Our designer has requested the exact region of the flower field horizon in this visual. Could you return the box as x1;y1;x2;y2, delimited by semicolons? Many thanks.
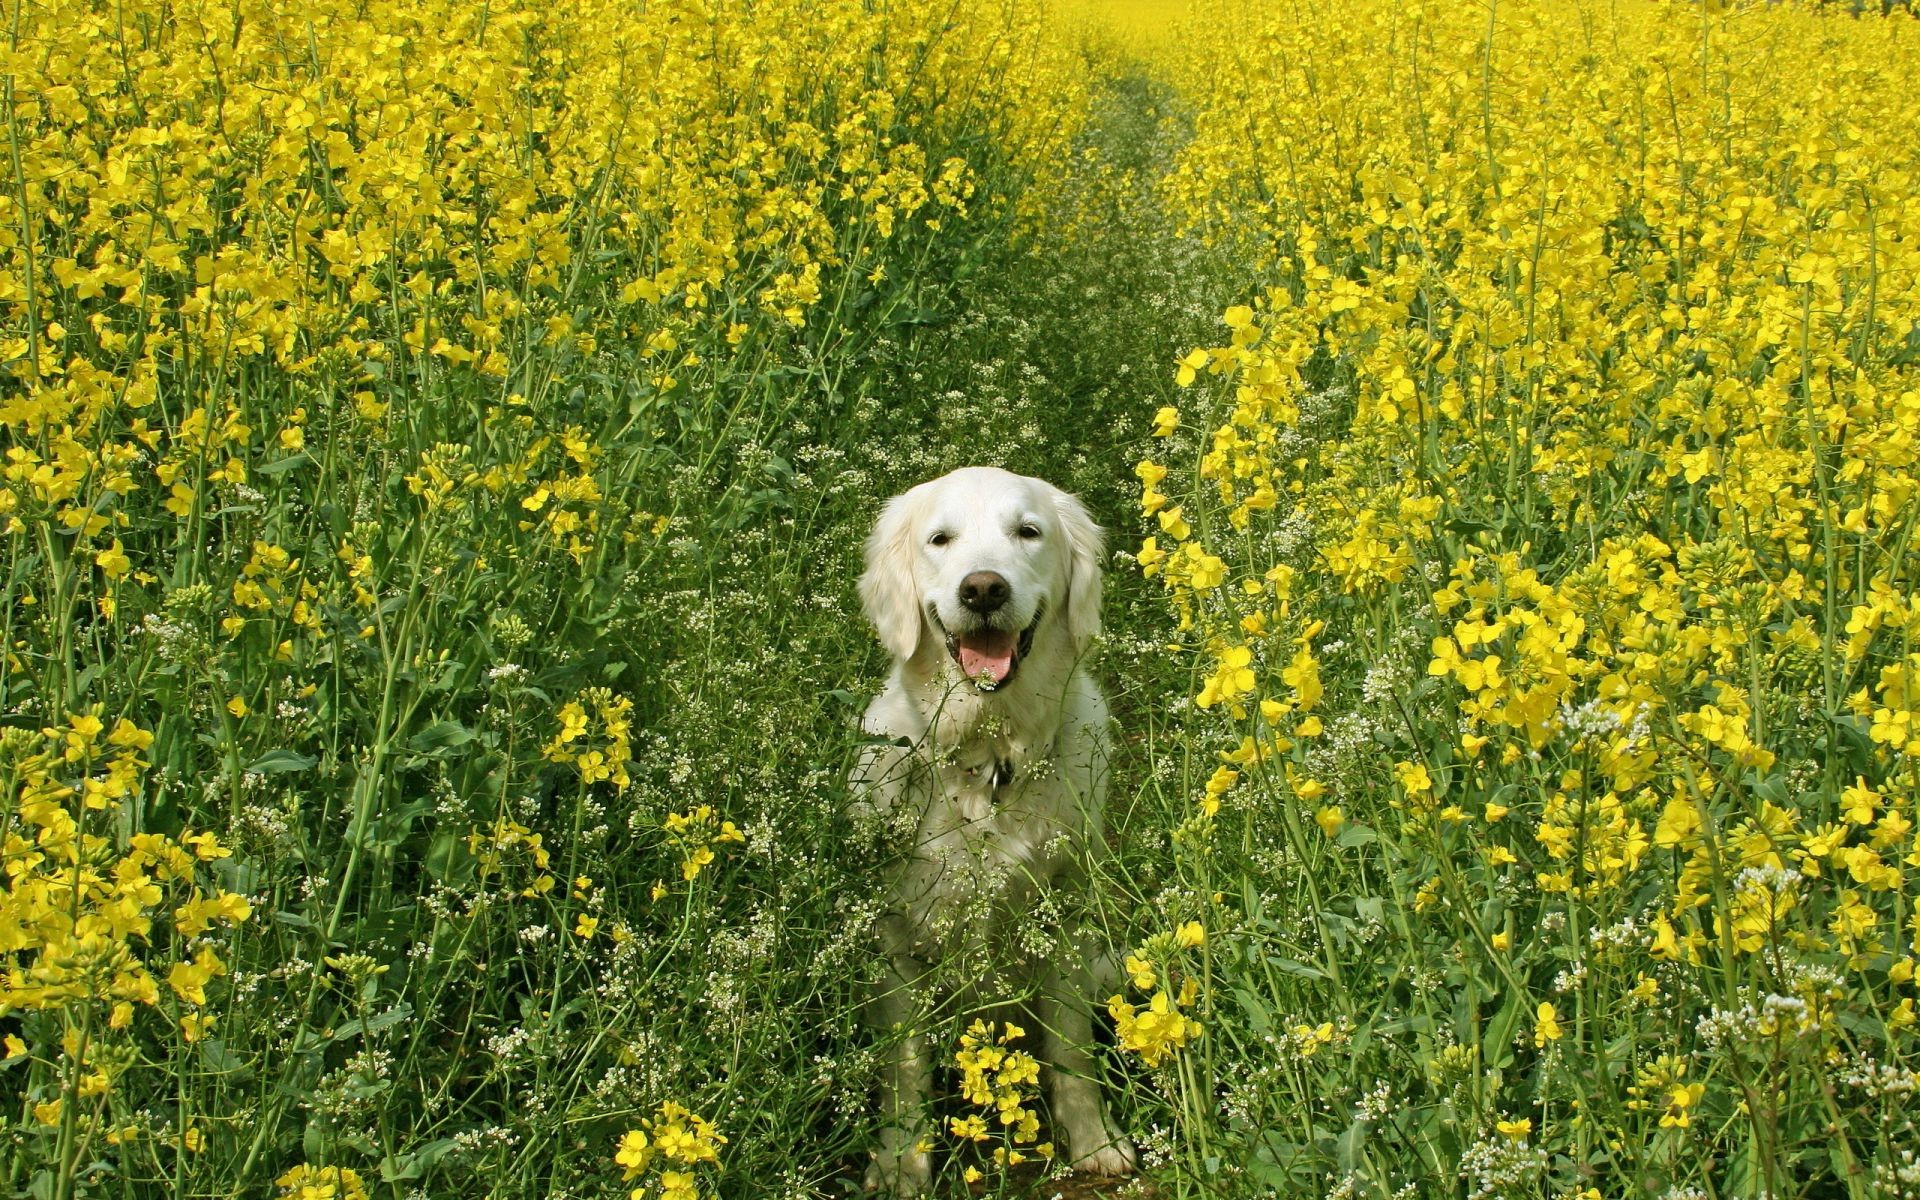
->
5;0;1920;1197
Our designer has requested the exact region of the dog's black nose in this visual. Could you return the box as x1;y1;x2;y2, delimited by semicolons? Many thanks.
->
958;571;1011;614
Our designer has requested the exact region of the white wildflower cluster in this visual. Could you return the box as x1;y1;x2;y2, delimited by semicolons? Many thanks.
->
309;1048;396;1119
1219;1061;1288;1127
484;1026;533;1062
1552;960;1587;992
1293;386;1350;438
135;608;195;661
1781;957;1845;1000
1263;508;1316;564
1872;1145;1920;1200
1838;1053;1920;1098
236;800;293;848
1135;1123;1178;1172
1352;1078;1397;1123
1361;656;1413;706
1553;697;1624;740
449;1126;519;1155
1696;990;1812;1049
1325;1173;1365;1200
1589;914;1640;952
1459;1130;1548;1200
1732;863;1802;897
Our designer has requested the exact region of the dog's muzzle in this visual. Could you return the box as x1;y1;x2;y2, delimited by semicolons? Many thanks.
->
932;603;1044;691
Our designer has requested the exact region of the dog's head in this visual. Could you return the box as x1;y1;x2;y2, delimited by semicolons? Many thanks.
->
858;467;1103;689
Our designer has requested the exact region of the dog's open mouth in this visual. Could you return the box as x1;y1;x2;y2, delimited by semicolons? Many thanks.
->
936;606;1043;691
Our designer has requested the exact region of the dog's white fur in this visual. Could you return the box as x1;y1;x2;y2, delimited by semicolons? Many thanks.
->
851;466;1135;1193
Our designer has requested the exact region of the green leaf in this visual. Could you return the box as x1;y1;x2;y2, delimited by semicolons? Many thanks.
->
1265;956;1327;980
406;720;472;754
1484;989;1524;1069
247;748;317;773
196;1038;246;1074
1233;986;1272;1034
1335;823;1378;848
328;1003;415;1043
381;1137;459;1183
256;452;312;476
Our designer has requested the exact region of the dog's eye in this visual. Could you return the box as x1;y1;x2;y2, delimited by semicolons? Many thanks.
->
928;531;952;547
1016;523;1042;540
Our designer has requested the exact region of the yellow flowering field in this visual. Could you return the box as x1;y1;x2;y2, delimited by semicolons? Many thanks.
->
1134;0;1920;1195
0;0;1098;1193
6;0;1920;1194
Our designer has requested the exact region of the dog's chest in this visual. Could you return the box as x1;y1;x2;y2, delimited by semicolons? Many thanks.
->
889;737;1074;957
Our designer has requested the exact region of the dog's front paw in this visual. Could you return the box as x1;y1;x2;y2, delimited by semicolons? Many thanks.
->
1072;1136;1138;1177
864;1141;933;1197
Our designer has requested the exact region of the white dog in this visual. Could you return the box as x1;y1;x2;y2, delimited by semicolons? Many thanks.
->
851;466;1135;1193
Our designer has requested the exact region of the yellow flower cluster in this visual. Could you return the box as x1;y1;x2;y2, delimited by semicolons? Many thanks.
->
543;688;635;788
615;1101;725;1200
0;0;1091;703
1627;1055;1706;1131
275;1164;370;1200
659;806;745;889
1107;922;1205;1067
949;1020;1051;1174
1139;0;1920;1181
464;817;555;898
1152;0;1920;956
1;715;252;1161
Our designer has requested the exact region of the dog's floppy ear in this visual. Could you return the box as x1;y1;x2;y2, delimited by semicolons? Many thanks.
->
1052;485;1105;656
859;486;928;661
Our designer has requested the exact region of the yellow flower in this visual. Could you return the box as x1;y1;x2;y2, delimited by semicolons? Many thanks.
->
1495;1117;1532;1138
1125;955;1157;991
1660;1082;1705;1128
1534;1001;1563;1045
1649;912;1689;961
1393;760;1432;797
276;1165;369;1200
1137;536;1167;576
95;539;132;580
167;946;227;1006
657;1170;698;1200
1196;644;1255;709
1108;988;1203;1066
615;1130;653;1179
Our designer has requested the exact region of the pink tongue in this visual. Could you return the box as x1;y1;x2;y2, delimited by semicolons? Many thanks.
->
957;630;1017;682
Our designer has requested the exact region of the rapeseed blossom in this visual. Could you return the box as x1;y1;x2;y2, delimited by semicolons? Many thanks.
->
1139;0;1920;1189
